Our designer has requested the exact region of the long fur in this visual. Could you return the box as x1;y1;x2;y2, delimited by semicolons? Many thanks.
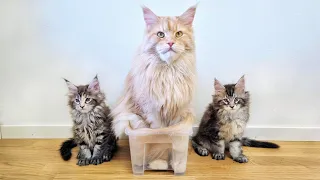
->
61;76;117;166
60;138;77;161
111;5;197;138
111;6;197;172
192;76;279;163
242;137;279;148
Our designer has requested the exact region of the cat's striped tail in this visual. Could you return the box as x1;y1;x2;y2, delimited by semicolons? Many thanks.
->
60;138;77;161
241;137;280;148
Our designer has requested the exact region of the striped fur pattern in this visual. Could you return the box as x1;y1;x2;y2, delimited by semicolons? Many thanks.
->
60;76;117;166
192;75;279;163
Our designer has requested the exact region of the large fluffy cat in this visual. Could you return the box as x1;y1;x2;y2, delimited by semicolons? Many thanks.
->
111;5;197;170
60;76;117;166
192;75;279;163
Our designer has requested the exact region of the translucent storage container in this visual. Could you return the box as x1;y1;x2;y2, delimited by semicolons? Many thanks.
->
125;119;193;176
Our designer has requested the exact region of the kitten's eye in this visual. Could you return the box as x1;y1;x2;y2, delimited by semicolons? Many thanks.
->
175;31;183;38
223;99;229;104
157;31;165;38
85;98;91;103
75;99;80;104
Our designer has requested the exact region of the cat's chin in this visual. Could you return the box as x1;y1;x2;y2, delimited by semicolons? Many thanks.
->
159;51;180;64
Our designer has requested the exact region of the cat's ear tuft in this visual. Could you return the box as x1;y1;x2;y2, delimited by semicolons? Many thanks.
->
214;78;225;92
88;76;100;94
179;4;198;25
64;78;78;94
235;75;245;93
142;6;158;27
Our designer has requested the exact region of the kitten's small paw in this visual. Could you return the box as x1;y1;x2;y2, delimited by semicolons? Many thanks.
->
77;158;90;166
76;152;81;159
233;155;248;163
90;157;104;165
195;147;209;156
148;159;168;170
212;153;225;160
103;154;113;162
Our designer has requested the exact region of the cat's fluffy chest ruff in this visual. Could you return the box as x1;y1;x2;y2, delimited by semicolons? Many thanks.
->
72;110;102;148
218;109;248;142
132;53;195;126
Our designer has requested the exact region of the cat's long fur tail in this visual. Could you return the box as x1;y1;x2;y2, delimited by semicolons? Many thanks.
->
241;137;279;148
60;138;77;161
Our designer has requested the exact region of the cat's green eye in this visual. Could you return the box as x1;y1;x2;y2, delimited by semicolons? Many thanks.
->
157;31;165;38
175;31;183;38
85;98;91;103
75;99;80;104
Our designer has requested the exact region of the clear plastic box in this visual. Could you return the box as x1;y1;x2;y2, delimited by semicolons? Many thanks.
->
125;119;193;176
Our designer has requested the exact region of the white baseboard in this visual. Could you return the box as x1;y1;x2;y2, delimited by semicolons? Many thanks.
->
1;125;73;139
1;125;320;141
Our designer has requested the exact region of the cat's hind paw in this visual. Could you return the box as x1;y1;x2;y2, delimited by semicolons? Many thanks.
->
148;159;168;170
194;147;209;156
103;153;113;162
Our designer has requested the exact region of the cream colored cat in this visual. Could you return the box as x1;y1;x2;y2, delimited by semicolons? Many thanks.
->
112;5;197;172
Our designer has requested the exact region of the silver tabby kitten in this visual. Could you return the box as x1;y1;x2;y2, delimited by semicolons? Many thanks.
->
192;75;279;163
60;76;117;166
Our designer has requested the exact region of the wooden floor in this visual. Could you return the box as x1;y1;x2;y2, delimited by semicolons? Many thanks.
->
0;140;319;180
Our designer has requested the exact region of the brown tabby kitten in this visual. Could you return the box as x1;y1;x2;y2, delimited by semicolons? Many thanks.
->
60;76;117;166
192;75;279;163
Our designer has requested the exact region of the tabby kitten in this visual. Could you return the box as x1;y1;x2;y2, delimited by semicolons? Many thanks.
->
60;76;117;166
192;75;279;163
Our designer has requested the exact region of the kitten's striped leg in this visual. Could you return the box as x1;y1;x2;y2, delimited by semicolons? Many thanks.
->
229;139;248;163
91;133;117;165
91;142;104;165
90;133;105;165
77;143;91;166
211;140;225;160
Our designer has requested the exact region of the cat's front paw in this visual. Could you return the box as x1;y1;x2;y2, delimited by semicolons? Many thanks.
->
77;158;90;166
233;155;248;163
90;157;104;165
212;153;225;160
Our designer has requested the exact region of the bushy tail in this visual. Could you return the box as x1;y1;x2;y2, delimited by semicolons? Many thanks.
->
60;138;77;161
241;137;280;148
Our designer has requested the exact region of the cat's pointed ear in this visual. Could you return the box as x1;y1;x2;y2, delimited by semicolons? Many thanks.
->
88;75;100;94
235;75;245;93
64;78;78;94
142;6;158;27
214;78;225;92
179;4;197;25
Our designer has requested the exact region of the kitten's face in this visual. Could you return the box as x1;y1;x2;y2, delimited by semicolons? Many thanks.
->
64;76;102;113
214;76;248;112
142;6;196;64
71;86;97;113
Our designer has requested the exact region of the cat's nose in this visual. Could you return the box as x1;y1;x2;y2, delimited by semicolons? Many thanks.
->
80;105;84;109
167;42;174;47
230;105;234;108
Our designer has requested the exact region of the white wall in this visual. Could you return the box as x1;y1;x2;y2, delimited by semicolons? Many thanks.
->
1;0;320;139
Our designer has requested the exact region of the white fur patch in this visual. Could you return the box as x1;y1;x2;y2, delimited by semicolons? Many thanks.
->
148;159;168;170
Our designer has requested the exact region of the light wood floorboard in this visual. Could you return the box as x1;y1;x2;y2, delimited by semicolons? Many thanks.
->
0;140;319;180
